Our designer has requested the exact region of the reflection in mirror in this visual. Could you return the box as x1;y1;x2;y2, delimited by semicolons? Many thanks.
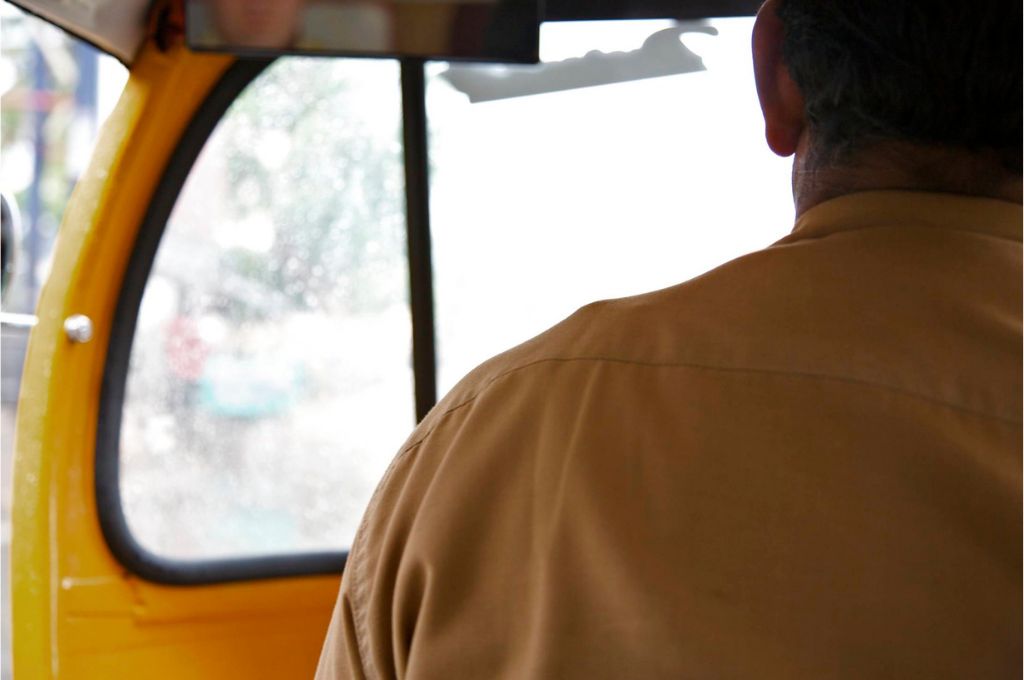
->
186;0;540;63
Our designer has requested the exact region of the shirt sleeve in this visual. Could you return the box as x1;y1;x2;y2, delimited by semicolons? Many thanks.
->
313;357;597;679
314;587;367;680
315;438;426;680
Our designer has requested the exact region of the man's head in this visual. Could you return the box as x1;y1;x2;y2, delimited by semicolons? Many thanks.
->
209;0;306;49
752;0;1022;207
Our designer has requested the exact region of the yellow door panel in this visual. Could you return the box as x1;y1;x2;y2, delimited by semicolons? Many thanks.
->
59;612;330;677
12;40;340;678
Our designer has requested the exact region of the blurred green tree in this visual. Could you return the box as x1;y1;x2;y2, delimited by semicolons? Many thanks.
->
218;58;406;321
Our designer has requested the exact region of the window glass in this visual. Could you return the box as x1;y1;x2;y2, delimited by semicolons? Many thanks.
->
119;58;413;560
428;19;794;391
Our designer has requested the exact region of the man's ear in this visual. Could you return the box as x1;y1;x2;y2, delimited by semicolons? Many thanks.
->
752;0;806;157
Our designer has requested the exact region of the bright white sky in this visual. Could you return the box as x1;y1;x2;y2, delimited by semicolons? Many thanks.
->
427;18;795;390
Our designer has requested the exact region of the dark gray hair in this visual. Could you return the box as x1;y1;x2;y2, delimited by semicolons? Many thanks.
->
777;0;1022;173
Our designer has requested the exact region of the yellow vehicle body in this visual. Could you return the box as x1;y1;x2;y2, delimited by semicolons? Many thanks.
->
12;42;337;678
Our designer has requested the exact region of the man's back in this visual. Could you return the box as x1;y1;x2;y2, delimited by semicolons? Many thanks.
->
317;191;1022;678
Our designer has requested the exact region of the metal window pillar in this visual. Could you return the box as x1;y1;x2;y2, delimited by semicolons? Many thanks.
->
400;59;438;422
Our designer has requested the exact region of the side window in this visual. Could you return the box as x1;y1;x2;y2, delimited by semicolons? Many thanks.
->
116;58;412;563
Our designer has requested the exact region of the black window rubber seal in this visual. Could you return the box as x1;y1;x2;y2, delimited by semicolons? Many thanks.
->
95;58;351;585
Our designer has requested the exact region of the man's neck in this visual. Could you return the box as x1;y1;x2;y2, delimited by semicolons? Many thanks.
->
792;142;1023;217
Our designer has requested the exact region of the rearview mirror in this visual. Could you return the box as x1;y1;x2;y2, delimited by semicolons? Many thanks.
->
186;0;541;63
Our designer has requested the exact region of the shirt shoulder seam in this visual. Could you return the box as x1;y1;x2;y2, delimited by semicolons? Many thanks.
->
401;355;1020;456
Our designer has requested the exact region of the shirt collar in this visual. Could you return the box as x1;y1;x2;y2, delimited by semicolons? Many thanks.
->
783;190;1023;244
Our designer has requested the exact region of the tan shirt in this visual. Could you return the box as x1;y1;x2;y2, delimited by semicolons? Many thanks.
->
317;191;1022;679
